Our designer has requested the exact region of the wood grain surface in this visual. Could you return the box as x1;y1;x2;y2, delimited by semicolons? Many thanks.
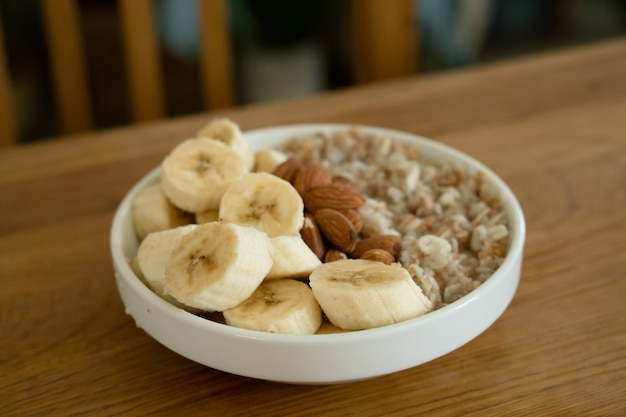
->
1;38;625;416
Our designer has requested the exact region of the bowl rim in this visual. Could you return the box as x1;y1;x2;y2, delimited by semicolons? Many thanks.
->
110;122;526;345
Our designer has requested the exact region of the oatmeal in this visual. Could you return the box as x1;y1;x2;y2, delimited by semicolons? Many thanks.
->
279;128;509;309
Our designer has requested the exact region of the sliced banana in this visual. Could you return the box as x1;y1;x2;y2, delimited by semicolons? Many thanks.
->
195;208;219;224
223;279;322;334
253;149;288;173
161;137;248;213
135;225;203;311
129;255;144;281
164;222;273;311
131;182;193;240
309;259;433;330
136;224;197;296
266;235;322;280
197;118;254;170
219;172;304;238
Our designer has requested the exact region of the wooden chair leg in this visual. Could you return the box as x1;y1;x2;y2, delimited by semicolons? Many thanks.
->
351;0;418;83
199;0;235;109
0;9;18;146
41;0;93;134
119;0;166;122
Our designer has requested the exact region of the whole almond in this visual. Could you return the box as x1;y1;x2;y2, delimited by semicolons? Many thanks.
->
303;183;366;213
293;163;332;195
324;248;347;263
300;214;326;260
360;248;395;265
272;157;301;183
340;209;363;234
315;208;358;253
351;235;402;258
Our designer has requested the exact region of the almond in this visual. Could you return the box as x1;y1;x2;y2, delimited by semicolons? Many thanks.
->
300;214;326;260
324;248;347;263
340;208;363;234
314;208;358;253
360;248;395;265
351;235;402;258
293;163;332;195
271;157;301;183
303;183;366;213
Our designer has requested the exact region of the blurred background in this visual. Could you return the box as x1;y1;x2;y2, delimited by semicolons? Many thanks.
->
1;0;625;143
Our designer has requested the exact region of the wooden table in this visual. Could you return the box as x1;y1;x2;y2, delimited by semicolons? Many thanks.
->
2;38;625;416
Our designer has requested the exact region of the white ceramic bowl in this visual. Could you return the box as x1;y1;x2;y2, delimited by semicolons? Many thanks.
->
110;124;525;384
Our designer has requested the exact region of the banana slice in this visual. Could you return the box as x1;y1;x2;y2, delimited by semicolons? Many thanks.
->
136;224;197;296
197;118;254;170
309;259;433;330
164;222;273;311
253;149;288;173
195;208;219;224
135;225;203;312
223;279;322;334
161;137;248;213
219;172;304;238
131;182;193;240
129;255;144;281
266;235;322;280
